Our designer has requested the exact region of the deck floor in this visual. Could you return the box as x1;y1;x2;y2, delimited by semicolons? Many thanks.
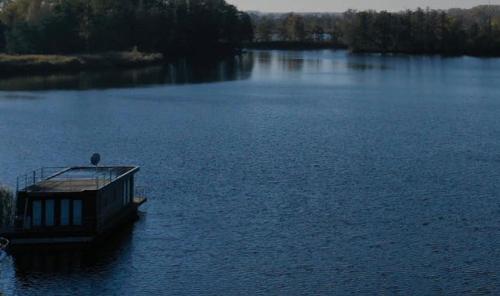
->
29;179;112;192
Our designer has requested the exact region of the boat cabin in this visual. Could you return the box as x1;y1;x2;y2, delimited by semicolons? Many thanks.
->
8;166;146;245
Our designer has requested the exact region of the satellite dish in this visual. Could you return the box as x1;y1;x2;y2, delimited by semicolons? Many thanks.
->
91;153;101;166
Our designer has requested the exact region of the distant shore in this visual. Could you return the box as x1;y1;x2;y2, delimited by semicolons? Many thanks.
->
245;43;500;57
0;51;164;76
245;41;346;50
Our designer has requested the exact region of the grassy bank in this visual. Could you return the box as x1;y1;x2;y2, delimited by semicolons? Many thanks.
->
0;51;164;76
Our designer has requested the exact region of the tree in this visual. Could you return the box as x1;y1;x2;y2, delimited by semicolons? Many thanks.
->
255;16;275;41
0;0;253;55
281;13;306;41
0;186;13;228
0;19;5;51
38;0;86;54
237;12;254;42
312;25;324;42
335;6;500;55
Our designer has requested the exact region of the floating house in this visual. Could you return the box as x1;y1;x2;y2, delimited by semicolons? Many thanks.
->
2;166;146;246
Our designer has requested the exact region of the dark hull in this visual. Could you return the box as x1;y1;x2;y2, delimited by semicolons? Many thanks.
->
2;198;146;248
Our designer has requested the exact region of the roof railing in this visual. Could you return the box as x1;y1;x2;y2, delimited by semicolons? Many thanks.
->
16;167;69;193
15;167;122;193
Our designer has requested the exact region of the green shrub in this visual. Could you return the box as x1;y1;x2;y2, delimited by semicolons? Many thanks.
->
0;186;14;227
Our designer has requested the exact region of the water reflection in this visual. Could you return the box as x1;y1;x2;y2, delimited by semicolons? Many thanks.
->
0;54;255;91
0;50;398;92
277;56;304;72
2;50;500;294
251;50;390;78
12;221;134;276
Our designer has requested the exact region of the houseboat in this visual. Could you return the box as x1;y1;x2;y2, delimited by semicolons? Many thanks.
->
1;166;146;246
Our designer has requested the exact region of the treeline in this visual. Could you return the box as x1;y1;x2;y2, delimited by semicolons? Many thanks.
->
0;0;253;56
251;6;500;55
251;12;341;43
341;6;500;55
1;2;500;57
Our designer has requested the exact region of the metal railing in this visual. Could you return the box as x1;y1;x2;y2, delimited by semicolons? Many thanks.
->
135;186;146;198
16;167;68;192
16;167;120;192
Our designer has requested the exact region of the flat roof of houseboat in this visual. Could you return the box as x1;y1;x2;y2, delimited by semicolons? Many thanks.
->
18;166;139;193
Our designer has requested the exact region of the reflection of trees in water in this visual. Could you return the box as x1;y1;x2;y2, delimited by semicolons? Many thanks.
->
255;51;307;72
256;51;272;62
258;51;335;73
304;58;322;72
0;54;255;91
277;57;304;72
345;54;390;71
167;53;254;84
253;51;274;71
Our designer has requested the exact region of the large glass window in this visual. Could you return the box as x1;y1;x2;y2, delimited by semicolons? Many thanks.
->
45;200;55;226
123;179;129;205
129;180;133;203
60;199;70;226
73;200;83;226
32;200;42;227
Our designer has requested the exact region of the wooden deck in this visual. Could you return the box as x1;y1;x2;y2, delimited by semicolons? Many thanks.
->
28;179;112;192
133;197;147;206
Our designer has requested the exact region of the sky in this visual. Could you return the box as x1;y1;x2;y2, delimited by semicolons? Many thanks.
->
227;0;500;12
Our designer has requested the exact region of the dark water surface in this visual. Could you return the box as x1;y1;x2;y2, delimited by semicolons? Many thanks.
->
1;50;500;295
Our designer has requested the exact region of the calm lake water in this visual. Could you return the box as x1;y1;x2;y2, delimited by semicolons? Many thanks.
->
1;50;500;295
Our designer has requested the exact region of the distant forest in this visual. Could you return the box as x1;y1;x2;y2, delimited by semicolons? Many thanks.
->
251;6;500;55
1;2;500;57
0;0;253;55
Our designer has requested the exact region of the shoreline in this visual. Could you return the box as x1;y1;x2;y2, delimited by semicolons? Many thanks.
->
246;42;500;58
0;51;164;76
245;41;346;50
1;47;498;79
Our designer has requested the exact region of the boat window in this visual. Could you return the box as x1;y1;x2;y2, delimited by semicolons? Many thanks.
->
73;200;83;226
123;179;129;205
129;179;132;203
32;200;42;227
61;199;70;226
45;200;55;226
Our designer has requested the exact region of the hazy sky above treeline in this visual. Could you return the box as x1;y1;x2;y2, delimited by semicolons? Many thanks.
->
227;0;499;12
